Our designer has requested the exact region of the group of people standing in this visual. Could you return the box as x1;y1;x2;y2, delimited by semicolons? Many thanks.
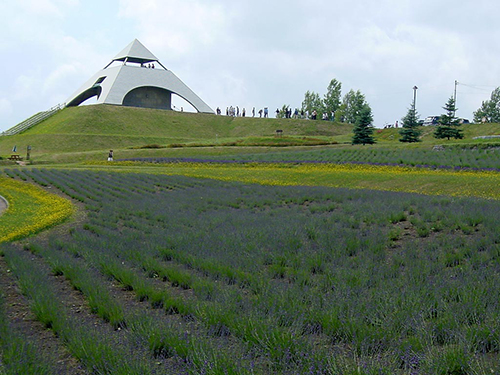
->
216;106;269;118
215;106;335;121
275;108;335;121
308;110;336;121
276;107;298;118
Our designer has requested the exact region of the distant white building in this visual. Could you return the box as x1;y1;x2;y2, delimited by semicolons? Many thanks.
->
66;39;213;113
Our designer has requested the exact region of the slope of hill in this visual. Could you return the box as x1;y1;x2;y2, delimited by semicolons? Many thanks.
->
0;105;353;157
2;104;500;164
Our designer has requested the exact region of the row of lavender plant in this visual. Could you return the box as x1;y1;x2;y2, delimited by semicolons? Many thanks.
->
40;195;329;371
4;169;310;372
0;288;55;374
120;145;500;171
3;170;261;373
221;145;500;170
22;240;253;374
8;169;346;372
4;168;500;373
1;244;158;374
11;170;500;374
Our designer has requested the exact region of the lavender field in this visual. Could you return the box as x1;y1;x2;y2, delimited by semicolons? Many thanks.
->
199;146;500;171
1;168;500;374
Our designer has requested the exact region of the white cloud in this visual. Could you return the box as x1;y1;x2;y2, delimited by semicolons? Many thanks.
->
43;64;79;94
13;74;42;101
118;0;229;57
0;0;499;131
16;0;64;18
0;98;13;116
58;0;80;6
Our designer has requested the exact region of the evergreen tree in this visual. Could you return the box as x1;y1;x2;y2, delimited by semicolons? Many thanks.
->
399;103;421;143
352;104;375;145
434;97;463;140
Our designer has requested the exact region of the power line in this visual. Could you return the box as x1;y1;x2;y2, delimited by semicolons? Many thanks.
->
457;82;497;92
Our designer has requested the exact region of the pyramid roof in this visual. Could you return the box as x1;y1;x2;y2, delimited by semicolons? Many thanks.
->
112;39;158;64
66;39;213;114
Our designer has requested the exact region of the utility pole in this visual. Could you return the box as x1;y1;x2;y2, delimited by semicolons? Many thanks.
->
413;86;418;112
453;80;458;117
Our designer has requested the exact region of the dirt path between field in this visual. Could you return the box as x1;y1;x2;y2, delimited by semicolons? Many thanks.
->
0;240;194;374
0;195;7;216
0;256;88;375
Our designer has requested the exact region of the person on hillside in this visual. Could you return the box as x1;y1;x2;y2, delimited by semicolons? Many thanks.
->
252;107;255;117
108;150;113;162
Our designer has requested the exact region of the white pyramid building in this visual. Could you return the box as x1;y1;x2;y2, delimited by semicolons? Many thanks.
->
66;39;213;113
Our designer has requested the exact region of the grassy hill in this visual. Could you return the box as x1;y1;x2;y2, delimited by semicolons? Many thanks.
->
0;105;353;161
2;104;500;164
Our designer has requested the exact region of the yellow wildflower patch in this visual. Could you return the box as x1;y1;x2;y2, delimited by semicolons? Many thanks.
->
89;161;500;200
0;177;74;243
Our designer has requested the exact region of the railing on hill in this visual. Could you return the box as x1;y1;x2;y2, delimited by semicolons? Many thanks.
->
1;103;66;136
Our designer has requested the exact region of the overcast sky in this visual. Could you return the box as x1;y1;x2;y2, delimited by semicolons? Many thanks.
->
1;0;498;132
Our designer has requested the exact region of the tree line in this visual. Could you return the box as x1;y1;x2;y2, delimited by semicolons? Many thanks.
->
295;80;500;145
297;79;371;124
389;86;500;143
296;79;463;145
294;79;376;145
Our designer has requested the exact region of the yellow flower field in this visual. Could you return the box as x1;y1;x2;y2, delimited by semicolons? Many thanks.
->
0;176;74;243
87;161;500;200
